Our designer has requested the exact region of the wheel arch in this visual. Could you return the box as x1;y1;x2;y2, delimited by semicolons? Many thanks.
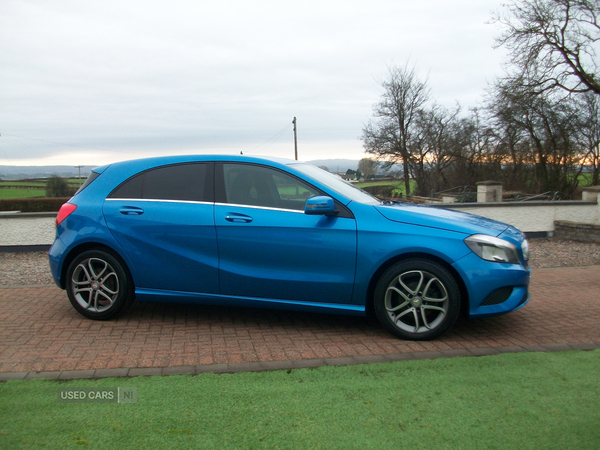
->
365;252;470;318
59;242;134;290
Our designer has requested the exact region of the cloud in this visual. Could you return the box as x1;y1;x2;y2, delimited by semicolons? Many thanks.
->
0;0;505;165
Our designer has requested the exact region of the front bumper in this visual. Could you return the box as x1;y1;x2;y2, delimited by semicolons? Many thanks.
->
452;252;531;318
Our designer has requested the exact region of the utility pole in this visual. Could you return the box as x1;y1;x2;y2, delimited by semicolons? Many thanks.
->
292;117;298;160
75;166;83;184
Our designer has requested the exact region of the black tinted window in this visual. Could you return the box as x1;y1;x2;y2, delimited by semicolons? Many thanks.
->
223;164;319;210
110;163;210;202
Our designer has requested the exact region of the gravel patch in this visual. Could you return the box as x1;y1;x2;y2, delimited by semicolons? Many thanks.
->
0;252;55;287
1;238;599;287
528;237;600;268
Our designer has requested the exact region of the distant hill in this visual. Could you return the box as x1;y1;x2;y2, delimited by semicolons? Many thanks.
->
307;159;403;175
306;159;360;173
0;166;96;180
0;162;359;179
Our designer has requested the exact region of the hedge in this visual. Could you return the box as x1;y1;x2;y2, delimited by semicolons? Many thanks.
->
0;197;71;212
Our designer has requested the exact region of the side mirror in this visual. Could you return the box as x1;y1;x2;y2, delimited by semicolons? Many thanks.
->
304;196;337;216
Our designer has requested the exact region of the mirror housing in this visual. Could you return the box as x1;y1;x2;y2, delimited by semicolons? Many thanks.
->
304;196;337;216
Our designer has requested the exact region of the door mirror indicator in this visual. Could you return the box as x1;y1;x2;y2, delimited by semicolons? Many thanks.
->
304;196;337;216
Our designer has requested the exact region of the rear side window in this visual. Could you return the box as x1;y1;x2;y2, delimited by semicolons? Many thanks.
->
109;163;212;202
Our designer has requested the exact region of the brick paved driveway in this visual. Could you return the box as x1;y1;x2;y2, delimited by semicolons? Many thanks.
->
1;266;599;378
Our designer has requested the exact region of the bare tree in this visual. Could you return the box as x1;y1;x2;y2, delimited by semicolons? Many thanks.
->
362;63;430;195
576;91;600;184
408;103;461;195
493;0;600;96
487;77;585;194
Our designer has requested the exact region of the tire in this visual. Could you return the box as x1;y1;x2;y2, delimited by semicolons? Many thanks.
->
373;259;460;340
65;249;135;320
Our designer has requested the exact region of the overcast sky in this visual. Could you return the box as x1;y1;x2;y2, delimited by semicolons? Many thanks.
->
0;0;508;166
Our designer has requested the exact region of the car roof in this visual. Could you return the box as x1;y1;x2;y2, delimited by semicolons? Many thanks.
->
93;154;302;174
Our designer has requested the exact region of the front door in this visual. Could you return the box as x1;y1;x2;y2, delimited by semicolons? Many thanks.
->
215;163;357;304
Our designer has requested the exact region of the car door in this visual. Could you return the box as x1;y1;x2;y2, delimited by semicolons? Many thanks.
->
215;162;357;304
102;162;219;294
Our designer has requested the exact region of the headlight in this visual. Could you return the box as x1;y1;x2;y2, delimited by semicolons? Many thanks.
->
464;234;521;264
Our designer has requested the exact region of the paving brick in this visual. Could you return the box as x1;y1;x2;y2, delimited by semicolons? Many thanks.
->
0;371;28;381
469;347;502;356
323;356;359;366
196;363;229;373
496;345;527;353
440;348;472;358
93;368;130;378
162;365;196;376
59;370;95;380
258;360;294;371
568;342;598;351
0;266;599;376
411;351;445;360
25;371;61;380
128;367;162;377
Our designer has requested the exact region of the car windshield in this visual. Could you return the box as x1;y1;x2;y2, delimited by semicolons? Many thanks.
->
292;163;381;205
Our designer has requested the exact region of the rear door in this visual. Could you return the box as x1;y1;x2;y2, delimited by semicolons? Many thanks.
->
102;162;219;294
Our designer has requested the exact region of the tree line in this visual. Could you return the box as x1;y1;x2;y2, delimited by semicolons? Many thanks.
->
362;0;600;198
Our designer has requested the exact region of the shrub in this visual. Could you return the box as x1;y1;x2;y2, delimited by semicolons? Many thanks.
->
46;175;76;197
0;197;70;212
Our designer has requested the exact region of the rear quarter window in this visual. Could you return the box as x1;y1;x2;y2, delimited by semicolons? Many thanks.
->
75;171;101;195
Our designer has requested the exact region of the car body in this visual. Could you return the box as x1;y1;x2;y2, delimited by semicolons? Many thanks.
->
49;155;530;340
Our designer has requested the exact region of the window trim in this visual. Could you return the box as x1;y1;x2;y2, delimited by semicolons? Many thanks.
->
105;198;214;206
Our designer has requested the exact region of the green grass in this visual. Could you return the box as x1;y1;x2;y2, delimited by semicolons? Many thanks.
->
577;172;597;187
0;188;46;199
355;180;399;188
1;350;598;449
0;179;82;199
356;180;417;198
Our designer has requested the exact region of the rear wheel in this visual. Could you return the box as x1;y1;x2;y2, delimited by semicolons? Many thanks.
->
374;259;460;340
65;249;134;320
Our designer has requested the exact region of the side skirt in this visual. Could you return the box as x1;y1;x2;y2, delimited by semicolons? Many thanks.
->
135;288;366;316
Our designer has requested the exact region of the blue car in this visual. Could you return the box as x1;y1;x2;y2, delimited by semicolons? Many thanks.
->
49;155;530;340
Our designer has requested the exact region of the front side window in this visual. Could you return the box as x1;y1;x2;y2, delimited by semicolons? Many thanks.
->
223;164;319;211
109;163;210;202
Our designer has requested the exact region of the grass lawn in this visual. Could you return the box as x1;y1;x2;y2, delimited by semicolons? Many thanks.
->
0;188;46;199
0;179;82;200
356;180;417;198
1;350;598;449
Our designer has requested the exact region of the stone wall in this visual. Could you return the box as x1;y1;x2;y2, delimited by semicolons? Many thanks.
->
554;220;600;244
441;186;600;235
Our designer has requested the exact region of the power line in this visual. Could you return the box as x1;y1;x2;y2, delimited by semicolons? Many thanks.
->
0;132;107;152
249;122;293;152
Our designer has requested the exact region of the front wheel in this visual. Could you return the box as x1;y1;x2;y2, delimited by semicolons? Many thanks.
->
374;259;461;340
65;249;134;320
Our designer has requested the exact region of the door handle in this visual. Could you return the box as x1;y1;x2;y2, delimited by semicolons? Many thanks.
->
119;206;144;215
225;213;253;223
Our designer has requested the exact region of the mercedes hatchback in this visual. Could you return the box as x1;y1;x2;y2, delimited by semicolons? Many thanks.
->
49;155;530;340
